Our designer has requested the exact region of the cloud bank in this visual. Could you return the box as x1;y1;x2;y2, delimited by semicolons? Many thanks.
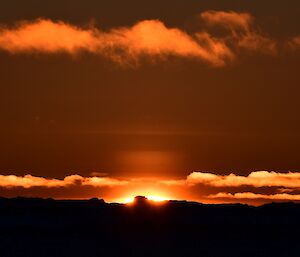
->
0;174;128;189
0;18;232;66
209;192;300;201
0;171;300;203
0;10;283;66
186;171;300;188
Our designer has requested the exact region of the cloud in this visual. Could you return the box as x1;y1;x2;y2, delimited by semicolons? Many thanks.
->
0;18;232;66
187;171;300;188
111;20;233;66
201;11;277;55
1;171;300;190
287;36;300;50
201;11;254;31
0;10;280;66
0;174;128;189
208;192;300;201
0;20;97;54
0;174;69;188
1;171;300;203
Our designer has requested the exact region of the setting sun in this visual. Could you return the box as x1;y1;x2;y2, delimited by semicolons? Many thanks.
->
120;195;170;204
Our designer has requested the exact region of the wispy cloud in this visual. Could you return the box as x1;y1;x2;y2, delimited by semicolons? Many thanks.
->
0;11;283;67
287;36;300;50
200;11;277;55
201;11;254;31
0;18;232;66
208;192;300;201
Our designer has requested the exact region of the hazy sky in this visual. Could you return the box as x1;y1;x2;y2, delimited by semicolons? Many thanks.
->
1;1;300;203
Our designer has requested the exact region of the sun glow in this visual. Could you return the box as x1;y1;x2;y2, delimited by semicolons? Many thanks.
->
120;195;169;204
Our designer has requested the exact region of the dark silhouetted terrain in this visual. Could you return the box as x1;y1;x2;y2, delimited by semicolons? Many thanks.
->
0;197;299;257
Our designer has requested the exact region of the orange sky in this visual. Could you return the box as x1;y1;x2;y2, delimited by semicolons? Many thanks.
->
1;0;300;205
0;171;300;205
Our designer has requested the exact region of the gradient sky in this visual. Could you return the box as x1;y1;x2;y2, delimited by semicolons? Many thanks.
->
1;0;300;204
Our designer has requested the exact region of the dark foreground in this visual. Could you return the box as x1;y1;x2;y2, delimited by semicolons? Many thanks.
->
0;197;299;257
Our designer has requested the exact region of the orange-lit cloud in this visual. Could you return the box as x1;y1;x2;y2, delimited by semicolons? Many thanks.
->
1;171;300;190
1;171;300;203
0;174;128;189
201;11;254;31
288;36;300;50
1;171;300;188
0;11;282;66
208;192;300;201
201;11;277;55
187;171;300;188
0;18;232;66
0;19;97;54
